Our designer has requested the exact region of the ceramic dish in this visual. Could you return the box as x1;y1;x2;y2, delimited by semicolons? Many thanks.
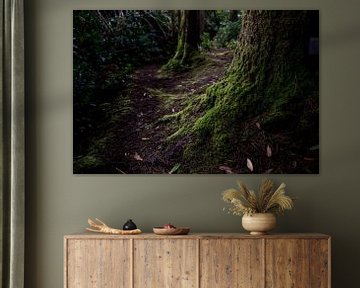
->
153;227;190;235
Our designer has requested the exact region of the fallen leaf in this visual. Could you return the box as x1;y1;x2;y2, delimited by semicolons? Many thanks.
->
246;158;254;172
309;145;319;151
304;157;315;161
168;163;181;174
256;122;261;129
219;165;234;174
266;145;272;157
141;137;150;141
133;152;143;161
115;168;126;174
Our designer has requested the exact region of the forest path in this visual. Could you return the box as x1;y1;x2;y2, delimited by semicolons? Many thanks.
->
108;48;233;173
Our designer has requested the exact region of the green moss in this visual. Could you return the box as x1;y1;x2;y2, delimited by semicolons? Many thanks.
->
163;11;318;173
168;49;317;172
74;154;105;173
148;88;186;110
162;49;203;72
162;59;184;71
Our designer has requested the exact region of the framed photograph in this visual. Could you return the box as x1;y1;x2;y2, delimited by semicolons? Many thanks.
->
73;10;319;174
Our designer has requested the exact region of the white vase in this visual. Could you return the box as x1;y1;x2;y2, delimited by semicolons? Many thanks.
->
242;213;276;235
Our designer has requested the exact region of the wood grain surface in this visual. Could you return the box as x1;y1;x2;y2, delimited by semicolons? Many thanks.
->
133;239;197;288
200;239;264;288
309;239;330;288
64;233;330;288
65;233;330;240
265;239;310;288
65;239;131;288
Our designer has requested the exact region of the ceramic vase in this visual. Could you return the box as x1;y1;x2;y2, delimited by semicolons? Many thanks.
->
242;213;276;235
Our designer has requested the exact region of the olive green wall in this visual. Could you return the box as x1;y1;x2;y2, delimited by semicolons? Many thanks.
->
24;0;360;287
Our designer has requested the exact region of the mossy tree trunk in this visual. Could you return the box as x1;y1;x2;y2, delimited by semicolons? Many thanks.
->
177;10;319;173
166;10;202;68
170;10;180;41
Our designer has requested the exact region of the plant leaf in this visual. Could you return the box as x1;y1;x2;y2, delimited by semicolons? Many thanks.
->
309;145;319;151
264;183;294;214
266;145;272;157
133;152;143;161
246;158;254;172
168;163;181;174
222;188;241;202
236;181;257;211
219;165;233;174
258;179;274;212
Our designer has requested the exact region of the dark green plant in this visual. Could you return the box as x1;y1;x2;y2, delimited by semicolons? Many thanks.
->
200;32;212;51
213;20;242;48
73;10;176;160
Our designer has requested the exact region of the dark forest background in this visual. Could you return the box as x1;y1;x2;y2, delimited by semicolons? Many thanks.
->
73;10;319;174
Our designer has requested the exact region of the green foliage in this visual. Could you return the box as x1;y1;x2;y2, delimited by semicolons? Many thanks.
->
213;20;242;48
73;10;318;174
203;10;229;38
200;32;212;51
73;10;176;160
165;11;319;174
74;155;105;174
162;58;184;71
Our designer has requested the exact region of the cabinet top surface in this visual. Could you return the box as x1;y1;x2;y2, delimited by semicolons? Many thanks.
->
64;232;330;240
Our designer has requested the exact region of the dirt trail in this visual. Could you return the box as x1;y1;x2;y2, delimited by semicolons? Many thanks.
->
107;48;233;173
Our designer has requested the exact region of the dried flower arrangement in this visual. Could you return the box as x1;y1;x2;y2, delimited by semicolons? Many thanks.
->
222;179;294;216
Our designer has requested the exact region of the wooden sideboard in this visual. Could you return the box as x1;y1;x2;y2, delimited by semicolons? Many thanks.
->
64;233;330;288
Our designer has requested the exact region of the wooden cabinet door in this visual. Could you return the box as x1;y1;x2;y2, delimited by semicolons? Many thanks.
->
65;239;131;288
265;239;329;288
133;239;198;288
309;239;330;288
266;239;309;288
200;239;264;288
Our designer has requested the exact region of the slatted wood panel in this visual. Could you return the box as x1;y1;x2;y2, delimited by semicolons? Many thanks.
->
133;239;197;288
265;239;310;288
64;234;330;288
309;239;330;288
200;239;264;288
66;239;131;288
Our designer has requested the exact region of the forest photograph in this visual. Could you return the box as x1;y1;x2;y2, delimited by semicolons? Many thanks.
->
73;10;319;174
